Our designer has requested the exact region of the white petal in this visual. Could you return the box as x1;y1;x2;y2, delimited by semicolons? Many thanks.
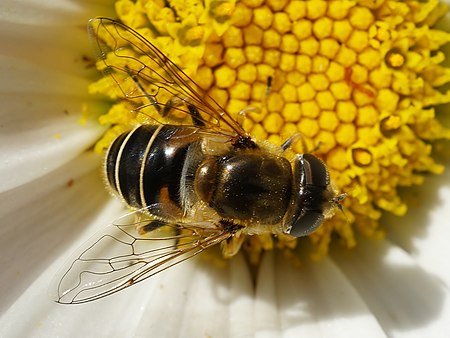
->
384;163;450;289
0;216;154;338
132;259;200;337
0;152;119;313
254;251;281;337
228;255;255;337
282;253;385;337
133;253;253;337
255;250;386;338
0;21;94;82
0;19;106;191
1;246;254;337
0;0;114;25
0;93;103;191
331;237;450;337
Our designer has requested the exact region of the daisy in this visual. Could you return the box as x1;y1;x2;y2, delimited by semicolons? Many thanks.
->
1;0;450;337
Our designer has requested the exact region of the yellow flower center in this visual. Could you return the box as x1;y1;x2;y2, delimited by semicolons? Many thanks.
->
89;0;450;260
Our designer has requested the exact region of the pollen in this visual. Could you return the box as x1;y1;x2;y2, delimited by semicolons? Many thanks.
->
224;48;246;68
282;102;301;122
385;49;406;68
93;0;450;261
263;112;284;133
214;65;237;88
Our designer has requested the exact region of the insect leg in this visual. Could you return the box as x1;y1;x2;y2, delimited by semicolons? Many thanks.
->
220;232;245;258
159;97;205;127
281;133;305;151
126;67;205;126
236;106;260;126
281;132;324;153
236;75;272;126
125;65;162;115
187;103;205;127
137;219;167;235
137;220;189;250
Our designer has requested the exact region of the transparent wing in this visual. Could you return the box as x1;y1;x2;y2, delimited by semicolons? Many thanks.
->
88;17;246;137
54;211;231;304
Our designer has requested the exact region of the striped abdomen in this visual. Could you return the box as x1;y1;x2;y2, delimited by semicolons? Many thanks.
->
105;125;201;216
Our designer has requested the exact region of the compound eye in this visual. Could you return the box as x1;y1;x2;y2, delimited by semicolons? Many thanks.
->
301;154;329;187
287;210;324;237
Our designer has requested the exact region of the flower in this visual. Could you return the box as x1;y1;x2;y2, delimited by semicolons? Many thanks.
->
92;0;450;261
1;0;450;337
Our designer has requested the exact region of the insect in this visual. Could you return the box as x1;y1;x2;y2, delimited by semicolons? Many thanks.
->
54;17;345;304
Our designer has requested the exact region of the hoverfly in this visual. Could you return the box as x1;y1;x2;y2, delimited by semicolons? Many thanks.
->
54;17;345;304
